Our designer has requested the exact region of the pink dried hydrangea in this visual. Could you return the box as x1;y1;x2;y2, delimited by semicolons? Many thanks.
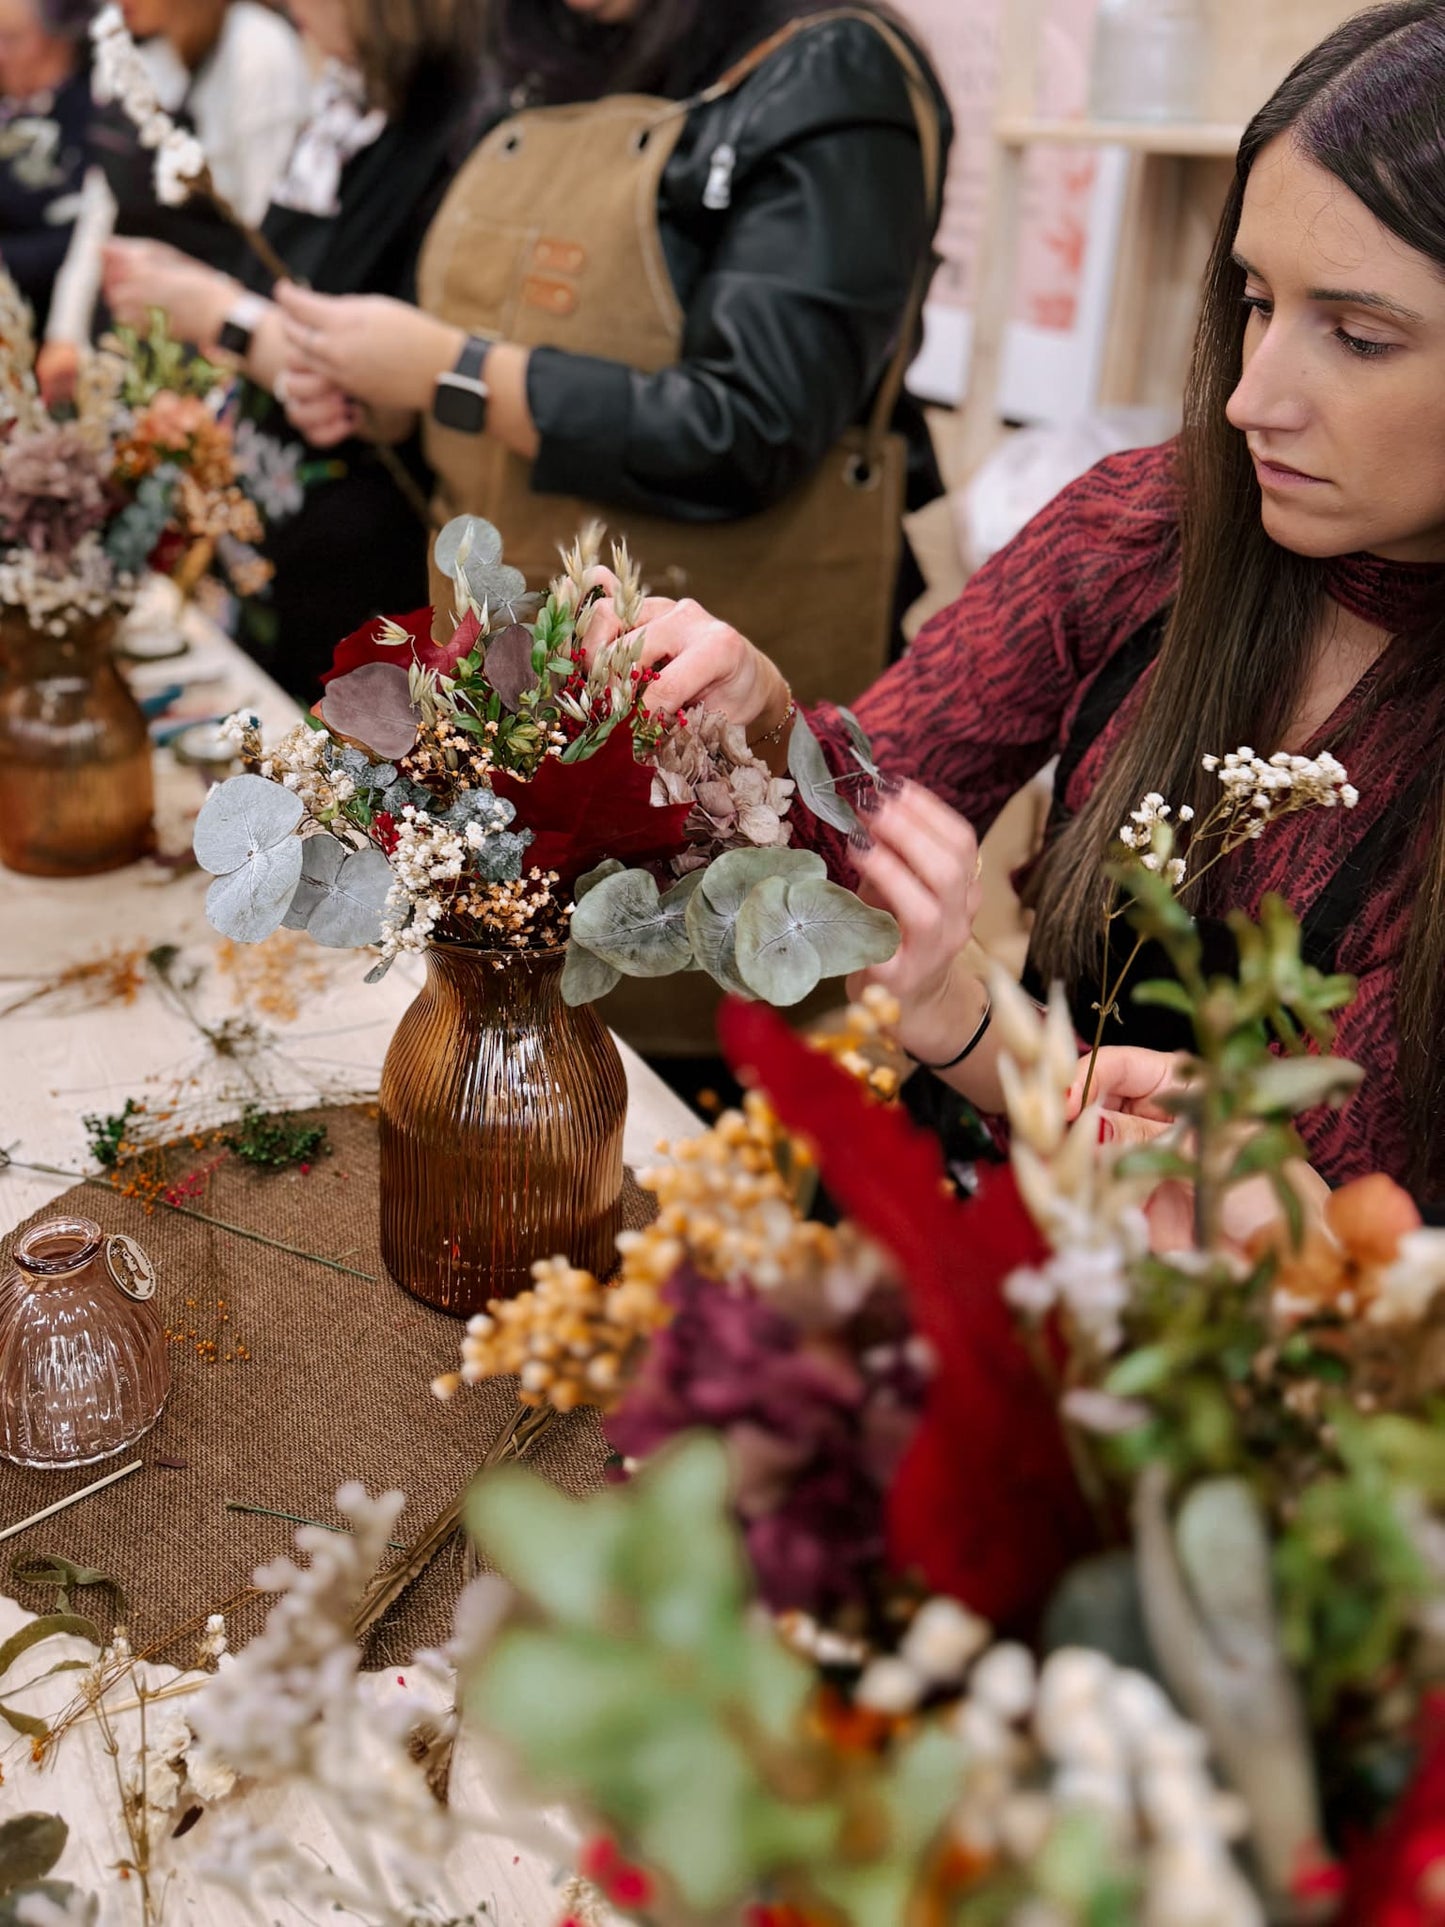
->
653;708;796;869
0;422;111;561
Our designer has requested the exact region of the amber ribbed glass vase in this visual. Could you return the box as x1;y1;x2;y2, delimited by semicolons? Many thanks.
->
0;611;155;876
378;943;628;1316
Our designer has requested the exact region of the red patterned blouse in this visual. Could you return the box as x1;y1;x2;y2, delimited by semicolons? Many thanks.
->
803;440;1445;1191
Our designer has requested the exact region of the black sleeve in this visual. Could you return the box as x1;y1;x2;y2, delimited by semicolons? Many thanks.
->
0;223;74;305
525;107;936;520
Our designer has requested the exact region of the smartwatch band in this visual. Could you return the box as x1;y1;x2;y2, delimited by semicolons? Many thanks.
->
432;333;494;435
216;291;267;363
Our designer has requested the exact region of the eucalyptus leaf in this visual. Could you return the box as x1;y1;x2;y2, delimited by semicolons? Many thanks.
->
204;837;305;944
686;848;826;997
561;942;623;1008
434;514;529;617
433;514;499;583
787;712;857;833
0;1814;66;1893
836;704;880;777
282;840;393;948
1243;1054;1363;1118
734;877;898;1006
193;774;303;877
574;858;626;902
569;870;695;978
468;1477;628;1629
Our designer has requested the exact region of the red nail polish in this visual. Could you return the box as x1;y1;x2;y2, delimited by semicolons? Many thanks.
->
1098;1116;1115;1144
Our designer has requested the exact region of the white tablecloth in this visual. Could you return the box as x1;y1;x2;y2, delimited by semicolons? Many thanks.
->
0;598;696;1922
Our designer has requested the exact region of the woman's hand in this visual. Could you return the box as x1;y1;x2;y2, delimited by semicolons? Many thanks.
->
102;239;232;346
36;340;79;408
843;783;985;1064
1066;1048;1333;1254
606;596;790;734
276;285;464;413
1067;1046;1192;1132
276;365;361;447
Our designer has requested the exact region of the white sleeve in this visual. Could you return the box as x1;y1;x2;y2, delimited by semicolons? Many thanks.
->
43;167;118;346
193;7;312;228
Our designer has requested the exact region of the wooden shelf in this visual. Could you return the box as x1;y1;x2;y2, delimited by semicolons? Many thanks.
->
994;115;1245;158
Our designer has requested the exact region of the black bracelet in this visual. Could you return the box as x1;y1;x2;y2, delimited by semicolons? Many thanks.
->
915;994;992;1072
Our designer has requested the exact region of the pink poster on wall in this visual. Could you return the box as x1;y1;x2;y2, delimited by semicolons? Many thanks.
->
893;0;1110;407
1013;0;1102;334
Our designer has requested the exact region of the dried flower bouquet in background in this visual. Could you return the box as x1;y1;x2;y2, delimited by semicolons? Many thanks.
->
0;275;269;635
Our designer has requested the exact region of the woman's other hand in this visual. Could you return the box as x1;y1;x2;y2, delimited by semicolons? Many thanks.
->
276;285;464;413
843;783;985;1063
102;239;232;345
276;364;361;447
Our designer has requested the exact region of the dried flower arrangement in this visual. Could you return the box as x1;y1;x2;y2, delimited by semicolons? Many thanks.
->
198;518;898;1003
421;857;1445;1924
0;277;268;636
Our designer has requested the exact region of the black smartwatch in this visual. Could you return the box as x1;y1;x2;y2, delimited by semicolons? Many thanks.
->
432;334;493;435
216;291;266;363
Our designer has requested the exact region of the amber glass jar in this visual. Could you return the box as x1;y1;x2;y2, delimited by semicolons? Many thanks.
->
0;1217;170;1469
379;944;628;1316
0;611;155;876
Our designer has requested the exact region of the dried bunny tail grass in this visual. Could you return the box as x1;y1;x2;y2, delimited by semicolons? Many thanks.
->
556;519;605;595
608;535;645;627
0;268;43;433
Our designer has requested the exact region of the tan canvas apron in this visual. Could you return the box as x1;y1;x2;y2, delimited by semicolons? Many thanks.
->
415;10;942;1057
416;6;943;709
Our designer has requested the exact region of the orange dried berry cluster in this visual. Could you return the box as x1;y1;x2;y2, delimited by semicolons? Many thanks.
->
435;999;898;1415
637;1092;853;1294
808;983;906;1100
435;1254;672;1415
164;1295;251;1365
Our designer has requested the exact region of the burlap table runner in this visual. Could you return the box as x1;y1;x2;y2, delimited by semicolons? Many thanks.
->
0;1105;655;1665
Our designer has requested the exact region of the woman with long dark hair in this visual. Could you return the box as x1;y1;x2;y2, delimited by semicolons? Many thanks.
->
574;0;1445;1207
272;0;952;711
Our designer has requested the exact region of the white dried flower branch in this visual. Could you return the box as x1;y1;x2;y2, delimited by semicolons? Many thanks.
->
1082;746;1360;1108
90;5;290;281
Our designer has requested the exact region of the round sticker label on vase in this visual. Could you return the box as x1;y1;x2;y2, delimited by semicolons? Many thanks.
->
106;1234;157;1301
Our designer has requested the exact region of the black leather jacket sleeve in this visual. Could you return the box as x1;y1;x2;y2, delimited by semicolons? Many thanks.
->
524;16;952;522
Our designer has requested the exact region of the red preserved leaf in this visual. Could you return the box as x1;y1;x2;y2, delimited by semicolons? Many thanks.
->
717;997;1094;1625
321;607;483;686
322;608;430;685
491;725;692;891
1337;1693;1445;1925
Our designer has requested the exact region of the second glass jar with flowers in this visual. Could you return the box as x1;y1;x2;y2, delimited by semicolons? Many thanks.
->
198;518;901;1314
